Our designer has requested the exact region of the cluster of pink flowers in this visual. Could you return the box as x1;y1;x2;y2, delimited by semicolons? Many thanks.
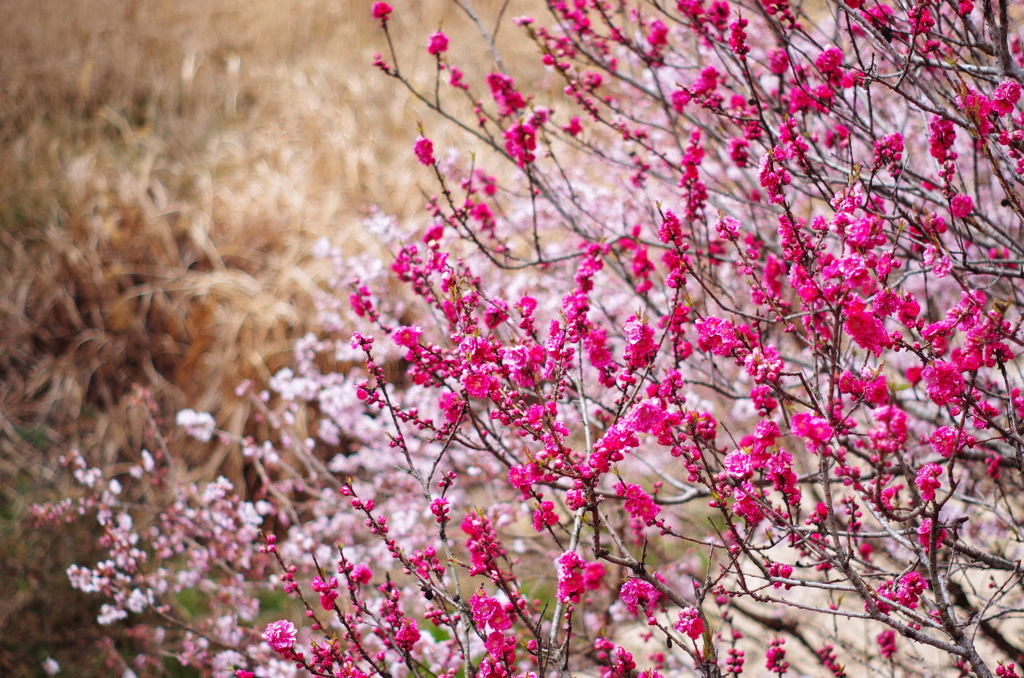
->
48;1;1024;677
673;607;704;640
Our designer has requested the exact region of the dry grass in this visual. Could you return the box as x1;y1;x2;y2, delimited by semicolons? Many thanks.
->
0;0;546;673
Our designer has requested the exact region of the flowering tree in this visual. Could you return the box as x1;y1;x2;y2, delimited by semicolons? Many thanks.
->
44;0;1024;676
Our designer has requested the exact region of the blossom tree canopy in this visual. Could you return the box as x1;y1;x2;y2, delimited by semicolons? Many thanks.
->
42;0;1024;677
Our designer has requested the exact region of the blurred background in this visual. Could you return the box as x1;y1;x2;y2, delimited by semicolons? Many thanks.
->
0;0;543;673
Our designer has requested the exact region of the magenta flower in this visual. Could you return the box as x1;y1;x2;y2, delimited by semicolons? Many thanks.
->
620;578;658;617
930;426;964;458
844;300;891;356
877;630;897;659
646;19;669;46
992;81;1021;115
563;116;582;136
371;2;392;20
487;72;527;117
950;194;974;218
696;316;740;357
768;48;790;74
791;412;834;449
469;590;512;630
394;617;421;651
414;136;436;166
556;551;586;603
263;620;297;653
714;215;741;241
392;325;423;348
915;463;943;502
673;607;704;640
922;360;965;406
623;400;667;434
582;561;606;591
616;482;661;524
427;30;449;55
815;46;844;73
723;449;754;479
350;563;373;585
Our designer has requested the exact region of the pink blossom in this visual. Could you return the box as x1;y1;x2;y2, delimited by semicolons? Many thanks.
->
732;482;764;523
768;49;790;74
815;47;843;73
877;629;897;659
915;463;943;502
394;617;421;651
556;551;586;603
623;316;658;369
392;325;422;348
951;194;973;218
371;2;392;20
993;81;1021;115
414;136;436;166
696;316;740;357
723;449;754;478
504;119;537;168
917;518;948;552
673;607;704;640
263;620;297;653
582;561;606;590
768;561;794;588
616;482;661;524
715;216;741;241
487;73;527;117
930;426;971;458
647;19;669;46
462;373;493;398
427;30;449;55
533;500;558;531
922;360;965;406
351;564;373;585
619;578;659;618
766;638;789;674
844;300;891;356
929;115;957;162
430;497;451;522
470;591;512;630
791;412;834;449
623;400;667;434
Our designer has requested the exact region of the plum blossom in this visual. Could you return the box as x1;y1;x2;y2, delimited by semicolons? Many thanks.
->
176;409;216;442
951;194;973;218
791;412;834;451
263;620;297;653
414;137;436;166
470;591;512;630
922;361;966;406
915;463;943;502
723;449;754;478
619;578;659;619
557;551;586;603
673;607;704;640
616;482;661;524
623;400;667;433
427;30;449;55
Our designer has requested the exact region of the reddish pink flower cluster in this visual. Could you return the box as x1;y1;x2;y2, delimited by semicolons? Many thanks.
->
673;607;704;640
427;30;449;55
414;136;436;166
54;1;1024;677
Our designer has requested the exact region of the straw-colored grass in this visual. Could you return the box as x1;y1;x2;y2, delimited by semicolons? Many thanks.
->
0;0;547;672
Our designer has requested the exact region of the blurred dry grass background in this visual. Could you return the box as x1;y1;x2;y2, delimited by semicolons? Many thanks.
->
0;0;544;673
